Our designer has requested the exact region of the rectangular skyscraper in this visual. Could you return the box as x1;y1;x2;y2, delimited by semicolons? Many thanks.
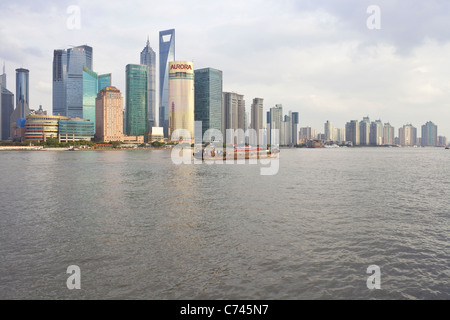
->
95;86;123;142
53;45;93;118
421;121;438;146
140;37;157;129
126;64;148;136
82;67;111;125
194;68;223;141
222;92;245;144
159;29;175;138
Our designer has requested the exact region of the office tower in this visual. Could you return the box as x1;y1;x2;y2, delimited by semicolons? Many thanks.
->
53;45;93;118
222;92;245;143
168;61;195;142
291;112;299;145
126;64;148;136
95;86;123;142
421;121;438;147
194;67;223;140
10;68;31;139
345;120;360;146
159;29;175;137
58;118;95;142
251;97;264;133
268;104;283;145
370;120;383;146
383;123;395;145
359;116;370;145
1;65;14;140
324;120;333;141
399;124;417;146
82;68;111;125
141;37;157;128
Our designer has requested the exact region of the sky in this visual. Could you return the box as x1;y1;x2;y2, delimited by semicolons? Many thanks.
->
1;0;450;137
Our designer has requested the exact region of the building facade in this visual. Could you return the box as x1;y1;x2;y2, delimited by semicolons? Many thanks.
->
383;123;395;145
168;61;195;142
1;66;14;140
421;121;438;147
222;92;245;144
359;117;370;145
126;64;148;136
24;114;68;141
58;118;95;142
10;68;31;139
194;67;223;141
345;120;360;146
141;37;157;129
370;120;383;146
82;67;111;125
159;29;175;138
399;124;417;146
95;86;123;142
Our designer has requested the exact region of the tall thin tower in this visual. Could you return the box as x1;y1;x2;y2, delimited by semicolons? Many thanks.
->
159;29;175;138
140;36;157;129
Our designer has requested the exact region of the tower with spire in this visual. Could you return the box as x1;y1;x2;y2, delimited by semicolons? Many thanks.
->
140;36;157;129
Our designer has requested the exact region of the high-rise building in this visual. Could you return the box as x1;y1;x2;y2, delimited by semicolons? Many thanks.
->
251;98;264;132
95;86;123;142
359;116;370;145
268;104;283;145
438;136;447;147
126;64;148;136
399;124;417;146
159;29;175;138
82;67;111;125
333;128;346;143
291;112;299;145
421;121;438;147
370;120;383;146
345;120;360;146
383;123;395;145
222;92;245;144
1;65;14;140
168;61;195;142
194;67;223;141
299;127;316;140
140;37;157;129
324;120;333;141
53;45;93;118
10;68;31;139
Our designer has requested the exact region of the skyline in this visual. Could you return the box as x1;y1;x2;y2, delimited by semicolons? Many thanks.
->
1;0;450;137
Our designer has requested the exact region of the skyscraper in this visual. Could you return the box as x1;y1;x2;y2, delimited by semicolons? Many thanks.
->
169;61;195;142
95;86;123;142
421;121;438;147
194;67;222;141
82;67;111;125
399;124;417;146
141;37;157;129
126;64;148;136
10;68;31;139
346;120;360;146
370;120;383;146
268;104;283;145
159;29;175;138
222;92;245;143
359;116;370;145
324;120;333;141
53;45;93;118
383;123;395;145
291;112;299;145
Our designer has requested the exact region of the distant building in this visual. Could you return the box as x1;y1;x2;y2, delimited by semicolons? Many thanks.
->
324;121;333;141
345;120;360;146
168;61;195;142
299;127;316;141
149;127;164;143
24;114;68;141
333;128;346;143
1;65;14;140
10;68;31;140
95;86;123;142
159;29;176;137
141;37;157;128
370;120;383;146
53;45;93;118
399;124;417;146
438;136;447;147
251;98;264;144
194;67;223;141
222;92;245;144
359;116;370;145
126;64;148;136
82;67;111;125
421;121;438;147
383;123;395;145
58;118;95;142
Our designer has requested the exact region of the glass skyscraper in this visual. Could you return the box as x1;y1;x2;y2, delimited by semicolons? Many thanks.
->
1;66;14;140
140;37;157;129
126;64;148;136
53;45;93;118
159;29;175;138
82;67;111;124
194;68;223;140
10;68;31;134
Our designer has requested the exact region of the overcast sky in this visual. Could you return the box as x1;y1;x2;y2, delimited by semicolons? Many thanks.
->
1;0;450;137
